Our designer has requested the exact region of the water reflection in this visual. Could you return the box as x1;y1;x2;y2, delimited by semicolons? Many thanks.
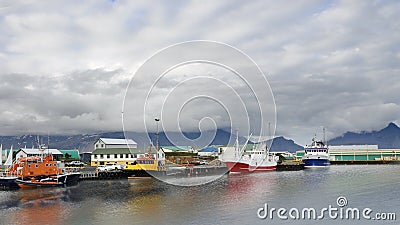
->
12;188;67;225
0;166;399;225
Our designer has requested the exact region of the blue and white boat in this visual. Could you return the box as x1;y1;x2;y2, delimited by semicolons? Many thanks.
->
302;136;330;168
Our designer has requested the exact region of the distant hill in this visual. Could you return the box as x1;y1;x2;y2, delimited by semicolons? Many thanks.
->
0;129;245;152
4;123;398;152
0;129;302;152
328;122;400;149
0;134;102;152
0;130;303;152
268;136;303;152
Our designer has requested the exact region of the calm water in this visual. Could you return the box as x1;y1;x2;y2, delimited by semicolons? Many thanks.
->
0;165;399;225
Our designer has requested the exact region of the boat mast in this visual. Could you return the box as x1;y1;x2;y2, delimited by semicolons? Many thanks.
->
0;144;2;166
4;145;13;168
148;142;153;159
235;129;239;158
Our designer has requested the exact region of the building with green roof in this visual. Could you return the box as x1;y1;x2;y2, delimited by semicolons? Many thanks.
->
59;150;80;161
160;146;194;153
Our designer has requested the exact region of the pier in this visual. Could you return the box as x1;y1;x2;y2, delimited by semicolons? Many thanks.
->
166;165;228;178
78;167;129;180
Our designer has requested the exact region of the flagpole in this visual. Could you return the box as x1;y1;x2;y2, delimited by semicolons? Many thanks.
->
0;144;2;165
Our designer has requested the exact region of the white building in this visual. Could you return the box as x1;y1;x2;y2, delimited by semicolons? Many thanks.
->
94;138;137;150
198;147;218;157
91;138;139;166
329;145;379;151
16;148;63;160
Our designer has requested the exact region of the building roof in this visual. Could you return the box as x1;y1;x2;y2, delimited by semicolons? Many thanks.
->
59;149;80;159
98;138;137;145
329;145;379;150
92;148;149;155
18;148;62;155
160;146;192;151
199;147;218;152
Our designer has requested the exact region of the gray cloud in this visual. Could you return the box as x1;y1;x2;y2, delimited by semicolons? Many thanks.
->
0;69;129;135
0;0;399;145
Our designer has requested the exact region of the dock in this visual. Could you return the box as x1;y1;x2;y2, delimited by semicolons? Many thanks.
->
79;167;129;180
165;165;228;178
276;161;304;171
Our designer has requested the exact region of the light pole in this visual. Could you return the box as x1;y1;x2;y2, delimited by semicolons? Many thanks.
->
155;118;160;152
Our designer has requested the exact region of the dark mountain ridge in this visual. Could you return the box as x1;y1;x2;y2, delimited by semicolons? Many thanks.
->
328;122;400;149
1;122;398;152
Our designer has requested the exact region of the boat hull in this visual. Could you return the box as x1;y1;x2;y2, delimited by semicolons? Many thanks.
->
303;158;330;168
225;161;276;173
16;179;64;188
16;173;81;188
0;176;19;189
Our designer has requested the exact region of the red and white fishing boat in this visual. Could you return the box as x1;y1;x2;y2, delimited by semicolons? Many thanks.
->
223;133;277;173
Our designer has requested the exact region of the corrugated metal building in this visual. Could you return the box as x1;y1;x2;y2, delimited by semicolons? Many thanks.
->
296;145;400;162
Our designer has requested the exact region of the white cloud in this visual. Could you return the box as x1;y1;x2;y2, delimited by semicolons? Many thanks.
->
0;0;399;145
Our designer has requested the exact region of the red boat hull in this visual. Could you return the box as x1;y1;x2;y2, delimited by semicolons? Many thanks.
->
225;161;276;173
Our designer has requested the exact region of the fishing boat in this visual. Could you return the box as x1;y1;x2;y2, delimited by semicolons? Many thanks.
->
224;133;277;173
302;136;330;168
0;175;19;189
0;145;19;189
2;145;81;189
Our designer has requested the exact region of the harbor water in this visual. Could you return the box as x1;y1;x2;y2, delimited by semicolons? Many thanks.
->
0;165;399;225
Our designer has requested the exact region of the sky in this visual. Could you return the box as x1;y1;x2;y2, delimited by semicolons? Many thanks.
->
0;0;399;145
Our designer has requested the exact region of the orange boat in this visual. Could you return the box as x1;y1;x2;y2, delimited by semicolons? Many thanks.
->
7;147;80;188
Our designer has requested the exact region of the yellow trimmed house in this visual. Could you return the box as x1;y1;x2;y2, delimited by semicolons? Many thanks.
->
91;138;139;167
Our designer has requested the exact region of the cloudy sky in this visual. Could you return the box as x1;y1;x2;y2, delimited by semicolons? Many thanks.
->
1;0;399;145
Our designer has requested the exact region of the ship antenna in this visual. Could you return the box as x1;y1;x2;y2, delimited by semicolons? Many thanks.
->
47;131;50;155
323;127;326;144
268;122;271;140
235;129;239;158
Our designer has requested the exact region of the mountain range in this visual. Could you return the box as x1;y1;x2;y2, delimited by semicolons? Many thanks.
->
328;122;400;149
0;123;399;152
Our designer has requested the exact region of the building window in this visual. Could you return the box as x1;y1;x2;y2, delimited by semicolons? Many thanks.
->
101;144;104;148
94;155;97;159
120;154;123;158
114;154;117;158
107;154;110;159
96;144;99;148
100;154;104;159
125;154;129;158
